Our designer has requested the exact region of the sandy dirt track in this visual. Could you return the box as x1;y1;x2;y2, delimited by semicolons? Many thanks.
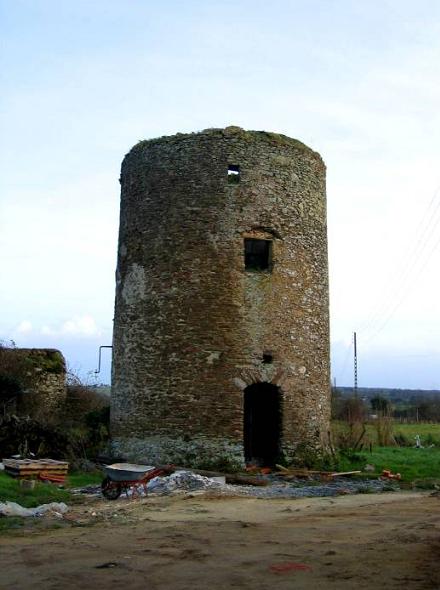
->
0;491;439;590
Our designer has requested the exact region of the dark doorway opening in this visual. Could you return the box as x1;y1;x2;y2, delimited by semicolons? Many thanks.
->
244;382;281;466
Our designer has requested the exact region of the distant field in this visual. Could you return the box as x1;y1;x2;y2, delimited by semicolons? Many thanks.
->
332;420;440;446
332;420;440;484
393;422;440;441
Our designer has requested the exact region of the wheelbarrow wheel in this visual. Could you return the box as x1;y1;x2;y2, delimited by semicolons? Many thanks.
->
101;477;122;500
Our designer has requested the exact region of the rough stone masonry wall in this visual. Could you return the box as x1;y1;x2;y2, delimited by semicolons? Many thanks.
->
0;348;66;419
111;126;330;467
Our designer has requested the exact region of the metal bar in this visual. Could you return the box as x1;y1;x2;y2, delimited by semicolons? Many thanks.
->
95;345;112;374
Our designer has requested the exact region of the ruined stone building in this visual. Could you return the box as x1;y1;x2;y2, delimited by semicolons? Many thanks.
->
111;126;330;467
0;347;66;419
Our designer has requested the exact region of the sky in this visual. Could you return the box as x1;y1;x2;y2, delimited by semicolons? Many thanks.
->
1;0;440;388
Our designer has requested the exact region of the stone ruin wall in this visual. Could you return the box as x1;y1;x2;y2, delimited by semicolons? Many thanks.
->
111;126;330;467
0;348;66;419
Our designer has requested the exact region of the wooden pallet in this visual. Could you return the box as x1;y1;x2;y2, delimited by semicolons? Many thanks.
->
2;458;69;478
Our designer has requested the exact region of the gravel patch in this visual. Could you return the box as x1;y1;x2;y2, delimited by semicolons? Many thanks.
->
75;470;399;499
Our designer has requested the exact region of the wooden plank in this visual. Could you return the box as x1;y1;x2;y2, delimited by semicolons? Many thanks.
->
328;470;362;477
5;465;68;471
3;458;69;480
3;458;68;466
5;467;68;471
5;469;68;474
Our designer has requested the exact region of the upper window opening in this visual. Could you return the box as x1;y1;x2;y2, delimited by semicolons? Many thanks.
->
244;239;272;271
228;164;240;184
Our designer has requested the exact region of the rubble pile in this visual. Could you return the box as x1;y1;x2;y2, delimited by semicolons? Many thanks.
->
75;469;400;499
0;501;68;517
237;478;398;498
142;470;398;498
146;470;235;494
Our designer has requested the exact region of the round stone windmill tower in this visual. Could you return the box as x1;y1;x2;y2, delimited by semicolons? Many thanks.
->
111;126;330;467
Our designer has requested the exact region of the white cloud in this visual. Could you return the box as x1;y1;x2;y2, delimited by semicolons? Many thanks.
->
40;316;101;338
41;325;55;336
61;316;101;337
16;320;32;334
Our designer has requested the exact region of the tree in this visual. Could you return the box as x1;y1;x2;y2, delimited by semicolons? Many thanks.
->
371;395;391;415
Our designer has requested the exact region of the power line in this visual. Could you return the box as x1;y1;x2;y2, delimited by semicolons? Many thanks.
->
357;186;440;335
334;336;353;383
362;227;440;346
357;184;440;344
359;188;440;336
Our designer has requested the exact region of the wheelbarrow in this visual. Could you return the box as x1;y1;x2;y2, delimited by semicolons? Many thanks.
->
101;463;174;500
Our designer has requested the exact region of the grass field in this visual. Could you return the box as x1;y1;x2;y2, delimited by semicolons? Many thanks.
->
332;420;440;485
333;420;440;446
339;447;440;484
0;470;103;532
0;471;102;508
393;422;440;443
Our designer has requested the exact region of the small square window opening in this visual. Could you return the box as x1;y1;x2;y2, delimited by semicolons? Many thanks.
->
244;238;272;271
262;353;273;364
228;164;240;184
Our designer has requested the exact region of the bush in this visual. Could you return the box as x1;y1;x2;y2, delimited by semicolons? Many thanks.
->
394;432;411;447
332;392;368;422
59;381;110;461
424;433;438;446
0;358;110;465
375;415;396;446
0;374;22;415
0;414;80;460
333;421;371;452
63;382;108;426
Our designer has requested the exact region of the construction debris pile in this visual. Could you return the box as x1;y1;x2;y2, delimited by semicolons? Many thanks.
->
140;466;399;498
0;501;68;518
74;468;399;500
184;474;392;497
146;470;234;494
234;478;397;498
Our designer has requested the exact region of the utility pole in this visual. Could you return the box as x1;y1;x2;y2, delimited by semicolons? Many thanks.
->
353;331;358;397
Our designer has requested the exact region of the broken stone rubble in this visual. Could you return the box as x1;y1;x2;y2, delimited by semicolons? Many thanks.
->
145;471;398;498
76;470;398;499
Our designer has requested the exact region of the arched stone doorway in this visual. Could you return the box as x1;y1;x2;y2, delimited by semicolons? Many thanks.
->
243;382;281;466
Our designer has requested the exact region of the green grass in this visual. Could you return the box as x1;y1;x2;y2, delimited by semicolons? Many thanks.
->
332;420;440;485
66;471;103;488
338;446;440;485
0;470;102;508
0;470;103;533
0;472;71;508
0;472;72;534
332;420;440;446
393;423;440;444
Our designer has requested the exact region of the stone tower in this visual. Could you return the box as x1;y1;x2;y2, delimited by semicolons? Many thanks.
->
111;126;330;467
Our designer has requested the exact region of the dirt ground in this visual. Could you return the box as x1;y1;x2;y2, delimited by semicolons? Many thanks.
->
0;490;440;590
